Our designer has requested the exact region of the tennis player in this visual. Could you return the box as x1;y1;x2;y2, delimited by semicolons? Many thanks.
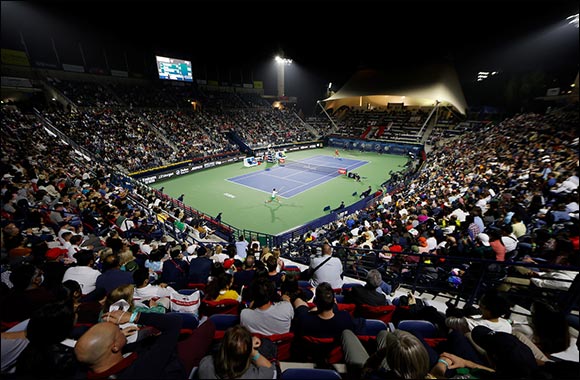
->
334;149;340;158
265;188;280;203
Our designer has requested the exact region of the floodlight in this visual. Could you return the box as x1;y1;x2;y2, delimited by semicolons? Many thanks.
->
566;13;579;28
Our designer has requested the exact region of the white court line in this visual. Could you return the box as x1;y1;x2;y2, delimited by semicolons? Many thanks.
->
261;172;305;184
282;161;366;197
227;157;368;199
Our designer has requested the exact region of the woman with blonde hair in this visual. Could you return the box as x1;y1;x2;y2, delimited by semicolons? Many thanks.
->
198;325;275;379
342;329;432;379
100;284;166;322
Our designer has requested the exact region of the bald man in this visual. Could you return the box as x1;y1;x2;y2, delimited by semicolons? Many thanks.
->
75;310;214;378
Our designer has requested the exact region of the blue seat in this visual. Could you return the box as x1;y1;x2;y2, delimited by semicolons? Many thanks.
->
209;314;240;331
341;283;361;292
361;318;388;336
397;319;437;338
281;368;341;379
168;312;199;330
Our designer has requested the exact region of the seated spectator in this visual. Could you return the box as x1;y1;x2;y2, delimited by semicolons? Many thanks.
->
75;310;215;378
342;329;431;379
344;268;391;306
133;267;176;301
310;243;343;290
160;248;189;290
95;254;133;294
62;250;100;296
512;301;571;358
119;248;139;273
293;282;355;339
1;263;56;323
241;277;294;335
445;290;512;333
198;325;275;379
233;255;256;291
188;246;212;285
100;284;167;322
210;244;228;264
5;301;79;378
204;273;239;302
266;255;284;290
469;325;539;378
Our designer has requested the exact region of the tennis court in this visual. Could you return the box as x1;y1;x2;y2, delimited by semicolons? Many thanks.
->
152;148;409;235
227;155;368;198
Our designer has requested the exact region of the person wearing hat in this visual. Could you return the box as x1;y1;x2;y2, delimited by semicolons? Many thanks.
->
42;248;68;292
468;325;538;378
473;232;494;259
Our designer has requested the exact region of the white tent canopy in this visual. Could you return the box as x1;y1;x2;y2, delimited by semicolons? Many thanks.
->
322;64;468;115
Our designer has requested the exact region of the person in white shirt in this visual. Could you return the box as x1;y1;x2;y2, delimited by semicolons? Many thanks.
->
132;268;176;301
445;290;512;334
62;250;100;295
235;235;249;260
310;243;343;290
210;245;228;264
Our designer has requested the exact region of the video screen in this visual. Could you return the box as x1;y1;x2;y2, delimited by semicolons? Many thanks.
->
156;55;193;82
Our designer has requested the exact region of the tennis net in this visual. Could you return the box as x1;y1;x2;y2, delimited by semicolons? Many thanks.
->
279;159;340;175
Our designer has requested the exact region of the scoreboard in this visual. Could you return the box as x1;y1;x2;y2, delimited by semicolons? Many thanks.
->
156;56;193;82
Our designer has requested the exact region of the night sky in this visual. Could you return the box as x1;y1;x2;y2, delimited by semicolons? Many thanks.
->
2;1;578;113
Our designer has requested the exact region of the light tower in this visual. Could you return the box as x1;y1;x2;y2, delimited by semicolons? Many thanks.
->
275;55;292;97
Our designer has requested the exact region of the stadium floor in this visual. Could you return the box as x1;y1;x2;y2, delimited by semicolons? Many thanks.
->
152;148;408;235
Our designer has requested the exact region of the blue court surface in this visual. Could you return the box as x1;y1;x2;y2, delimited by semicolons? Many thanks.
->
227;155;368;198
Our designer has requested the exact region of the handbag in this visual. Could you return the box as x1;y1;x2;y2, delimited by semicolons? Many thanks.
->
300;256;332;281
169;290;201;316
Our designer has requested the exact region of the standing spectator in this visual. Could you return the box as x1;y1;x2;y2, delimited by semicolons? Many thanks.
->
235;235;249;260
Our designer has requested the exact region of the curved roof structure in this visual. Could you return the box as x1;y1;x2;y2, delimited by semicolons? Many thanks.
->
323;64;468;115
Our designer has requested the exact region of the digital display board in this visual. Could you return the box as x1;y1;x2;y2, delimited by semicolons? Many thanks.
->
156;55;193;82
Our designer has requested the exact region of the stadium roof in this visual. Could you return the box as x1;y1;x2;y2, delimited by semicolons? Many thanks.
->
322;64;468;115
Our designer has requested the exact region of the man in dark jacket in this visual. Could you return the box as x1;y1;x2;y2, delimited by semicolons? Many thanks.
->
344;269;391;306
187;246;212;285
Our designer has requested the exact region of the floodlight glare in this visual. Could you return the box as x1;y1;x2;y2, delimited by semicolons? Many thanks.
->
566;13;579;28
275;54;292;96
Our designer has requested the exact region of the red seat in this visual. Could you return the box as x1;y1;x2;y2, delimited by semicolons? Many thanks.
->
1;321;20;332
253;332;295;361
301;336;343;364
201;299;240;317
337;303;356;317
186;283;206;291
356;304;396;324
